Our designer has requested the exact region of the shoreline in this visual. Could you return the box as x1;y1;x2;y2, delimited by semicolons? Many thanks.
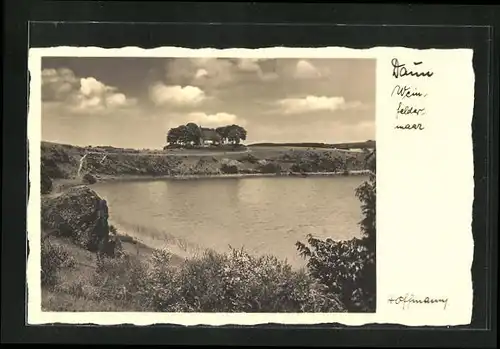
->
90;170;371;184
42;140;372;192
47;169;371;266
48;170;371;194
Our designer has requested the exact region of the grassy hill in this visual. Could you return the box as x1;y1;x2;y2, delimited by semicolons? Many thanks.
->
248;140;376;150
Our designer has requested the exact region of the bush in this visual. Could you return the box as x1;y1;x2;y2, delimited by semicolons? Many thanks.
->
291;161;313;173
40;143;79;179
91;254;150;309
288;152;343;173
109;224;118;235
41;238;76;287
101;236;122;258
82;173;97;184
296;236;374;312
220;163;239;174
240;168;256;174
239;153;259;164
140;248;344;312
259;161;282;174
41;172;53;194
212;248;343;312
87;247;345;313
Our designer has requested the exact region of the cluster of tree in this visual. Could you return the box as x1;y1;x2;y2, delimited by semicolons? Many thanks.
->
215;125;247;145
167;123;203;147
166;123;247;147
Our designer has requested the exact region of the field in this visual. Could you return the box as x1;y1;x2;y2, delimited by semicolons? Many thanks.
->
248;140;376;150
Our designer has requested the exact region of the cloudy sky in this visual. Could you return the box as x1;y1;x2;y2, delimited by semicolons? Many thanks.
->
41;57;375;149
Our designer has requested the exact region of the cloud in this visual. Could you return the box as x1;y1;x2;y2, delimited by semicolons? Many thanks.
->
248;119;375;145
80;77;109;96
259;71;279;82
105;93;130;108
236;58;261;73
149;83;206;107
42;68;79;100
166;58;234;88
187;112;245;127
236;58;279;81
277;95;363;114
194;69;209;79
195;58;234;86
165;58;278;89
294;60;321;79
237;58;279;81
73;95;102;110
72;78;136;112
41;68;137;112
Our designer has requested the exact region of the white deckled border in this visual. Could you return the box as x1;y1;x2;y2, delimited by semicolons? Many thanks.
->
27;46;474;326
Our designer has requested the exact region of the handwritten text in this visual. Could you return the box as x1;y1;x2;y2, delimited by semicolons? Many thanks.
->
391;84;428;99
390;59;431;131
388;294;448;310
392;59;434;79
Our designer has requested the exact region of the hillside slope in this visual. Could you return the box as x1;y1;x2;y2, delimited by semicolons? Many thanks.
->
40;141;371;194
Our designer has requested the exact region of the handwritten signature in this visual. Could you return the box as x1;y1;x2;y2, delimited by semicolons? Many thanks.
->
388;294;448;310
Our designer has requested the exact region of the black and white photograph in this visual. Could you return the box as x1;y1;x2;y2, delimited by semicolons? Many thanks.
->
37;54;377;314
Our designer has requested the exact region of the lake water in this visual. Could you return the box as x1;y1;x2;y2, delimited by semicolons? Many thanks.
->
92;176;367;268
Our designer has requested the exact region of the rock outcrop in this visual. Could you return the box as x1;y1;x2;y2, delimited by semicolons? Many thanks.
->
41;185;117;254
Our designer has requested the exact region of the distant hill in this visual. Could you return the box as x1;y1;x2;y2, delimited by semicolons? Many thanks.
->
248;140;376;150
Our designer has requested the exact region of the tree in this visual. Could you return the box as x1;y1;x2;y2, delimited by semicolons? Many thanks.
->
216;126;229;144
166;125;192;147
356;149;376;245
235;125;247;142
227;128;240;145
167;127;181;145
352;149;376;309
168;123;247;148
225;124;248;145
177;125;191;146
296;149;376;312
186;123;202;146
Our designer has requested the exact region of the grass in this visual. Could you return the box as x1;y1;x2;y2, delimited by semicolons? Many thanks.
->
41;235;346;313
41;237;77;287
247;141;376;149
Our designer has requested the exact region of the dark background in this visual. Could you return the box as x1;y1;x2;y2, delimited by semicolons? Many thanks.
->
3;1;498;347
